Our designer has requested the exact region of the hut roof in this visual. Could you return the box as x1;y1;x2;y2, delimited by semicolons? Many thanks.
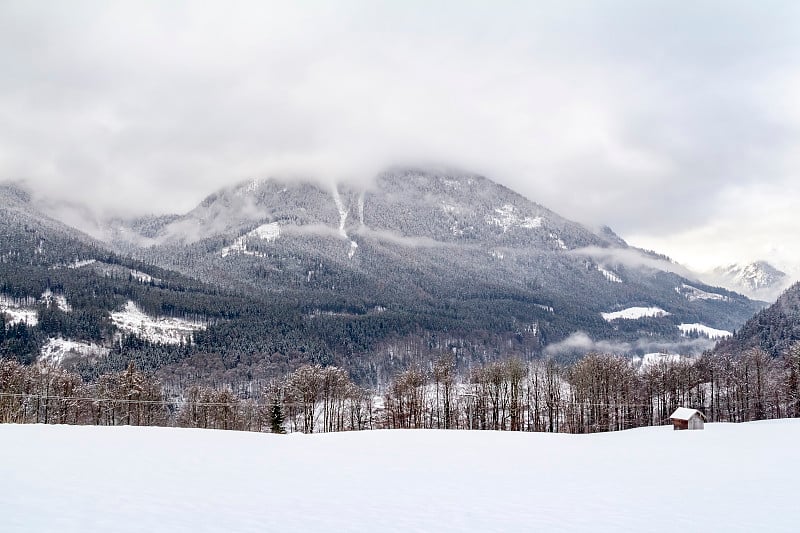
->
669;407;706;421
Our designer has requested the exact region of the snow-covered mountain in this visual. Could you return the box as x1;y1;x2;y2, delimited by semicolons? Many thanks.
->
99;168;763;355
0;170;768;380
706;261;790;301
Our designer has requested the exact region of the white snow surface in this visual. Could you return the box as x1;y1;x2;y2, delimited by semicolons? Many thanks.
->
40;290;72;312
39;337;109;366
601;306;669;321
486;204;543;232
678;323;733;340
110;301;205;345
1;421;798;532
221;222;281;257
631;352;686;369
331;187;350;238
0;295;38;326
669;407;704;421
549;232;568;250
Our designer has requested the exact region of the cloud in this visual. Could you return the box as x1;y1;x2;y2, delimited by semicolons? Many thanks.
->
626;179;800;273
1;1;799;268
543;331;716;358
354;227;466;249
569;246;699;280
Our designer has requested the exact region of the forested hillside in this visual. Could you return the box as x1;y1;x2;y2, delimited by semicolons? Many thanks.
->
0;172;769;389
713;282;800;357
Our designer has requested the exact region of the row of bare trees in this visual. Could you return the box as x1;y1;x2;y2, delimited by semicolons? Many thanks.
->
2;343;800;434
0;360;374;433
0;360;167;426
381;346;800;433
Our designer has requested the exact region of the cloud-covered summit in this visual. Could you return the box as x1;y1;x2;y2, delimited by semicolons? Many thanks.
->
1;1;799;270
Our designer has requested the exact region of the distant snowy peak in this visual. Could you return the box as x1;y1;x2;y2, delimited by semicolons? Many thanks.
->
707;261;789;301
717;261;786;291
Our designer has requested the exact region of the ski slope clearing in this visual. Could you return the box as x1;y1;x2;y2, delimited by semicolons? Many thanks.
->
1;421;797;532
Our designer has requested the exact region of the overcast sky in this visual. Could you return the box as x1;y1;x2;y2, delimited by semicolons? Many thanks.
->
1;1;798;271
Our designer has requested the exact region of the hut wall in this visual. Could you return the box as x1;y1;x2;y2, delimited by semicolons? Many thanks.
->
672;419;688;430
688;415;704;430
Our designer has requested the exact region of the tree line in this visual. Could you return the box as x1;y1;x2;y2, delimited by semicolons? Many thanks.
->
3;342;799;433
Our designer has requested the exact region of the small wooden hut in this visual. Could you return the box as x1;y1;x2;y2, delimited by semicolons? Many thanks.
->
669;407;706;430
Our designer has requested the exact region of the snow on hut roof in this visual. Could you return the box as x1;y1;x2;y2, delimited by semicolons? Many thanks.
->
669;407;706;421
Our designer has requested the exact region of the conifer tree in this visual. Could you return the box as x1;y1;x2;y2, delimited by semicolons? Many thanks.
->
269;398;285;434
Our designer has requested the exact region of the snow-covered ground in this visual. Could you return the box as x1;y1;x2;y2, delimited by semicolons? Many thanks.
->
675;283;729;302
40;289;72;312
601;306;669;321
110;301;205;344
0;294;38;326
486;204;543;232
221;222;281;257
631;352;685;368
1;421;798;532
39;337;110;366
678;323;733;340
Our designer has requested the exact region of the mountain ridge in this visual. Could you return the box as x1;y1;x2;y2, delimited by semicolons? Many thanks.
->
0;170;768;384
100;169;764;338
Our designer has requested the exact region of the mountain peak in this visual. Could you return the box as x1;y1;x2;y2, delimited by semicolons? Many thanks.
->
705;260;789;301
717;261;787;290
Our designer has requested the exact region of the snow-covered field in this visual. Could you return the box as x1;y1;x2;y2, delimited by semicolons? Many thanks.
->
0;294;38;326
39;337;110;366
678;322;733;340
1;421;798;532
601;306;669;321
110;301;205;345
